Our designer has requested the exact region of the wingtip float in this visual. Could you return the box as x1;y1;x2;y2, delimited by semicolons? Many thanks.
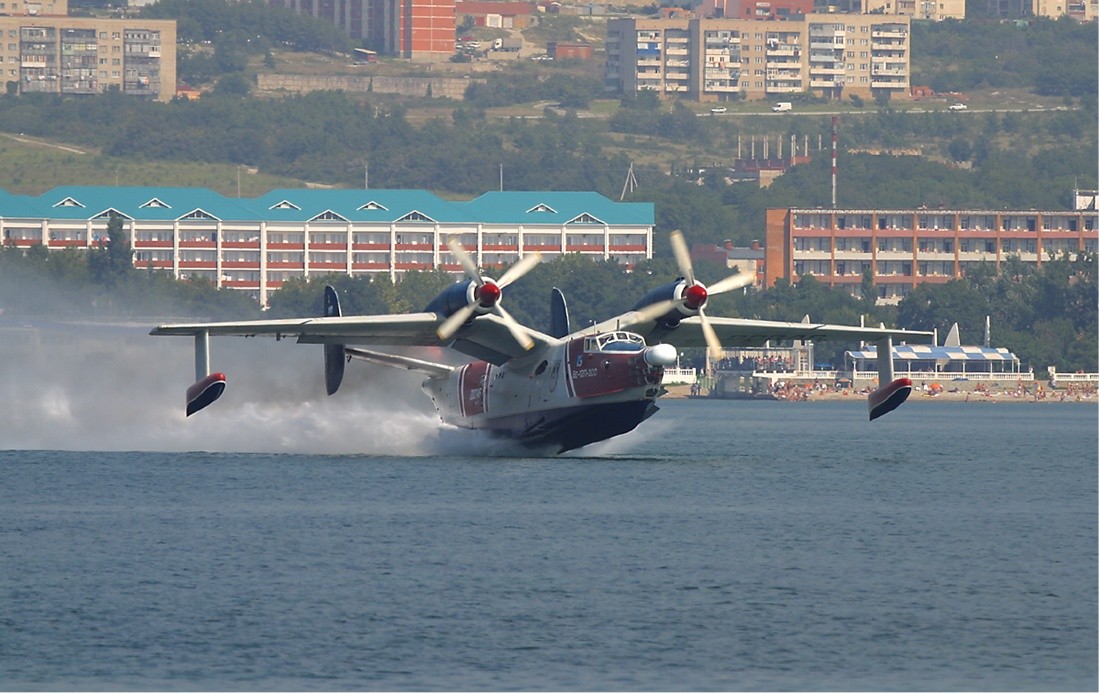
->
186;372;227;417
868;377;913;422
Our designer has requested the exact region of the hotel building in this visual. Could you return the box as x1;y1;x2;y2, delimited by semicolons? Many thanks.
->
765;205;1099;303
0;187;654;305
605;13;910;103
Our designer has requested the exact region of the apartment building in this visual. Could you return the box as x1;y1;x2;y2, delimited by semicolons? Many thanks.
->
832;0;965;20
0;0;67;16
0;16;175;99
764;206;1099;303
267;0;455;60
700;0;815;20
0;187;654;305
987;0;1096;19
605;14;911;103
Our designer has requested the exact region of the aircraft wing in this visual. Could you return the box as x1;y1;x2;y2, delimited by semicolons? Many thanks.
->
650;316;931;348
151;312;556;362
584;313;933;347
151;313;444;345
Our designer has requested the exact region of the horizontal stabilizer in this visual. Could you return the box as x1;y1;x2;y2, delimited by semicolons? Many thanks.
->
345;347;455;379
868;377;912;421
186;372;227;416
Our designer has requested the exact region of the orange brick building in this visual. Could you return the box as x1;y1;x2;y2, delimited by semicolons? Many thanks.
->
270;0;455;60
764;206;1098;304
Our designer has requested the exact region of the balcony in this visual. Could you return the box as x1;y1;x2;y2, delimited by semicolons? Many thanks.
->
766;46;799;57
871;41;907;52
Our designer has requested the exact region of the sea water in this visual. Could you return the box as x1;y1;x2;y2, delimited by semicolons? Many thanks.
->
1;399;1096;691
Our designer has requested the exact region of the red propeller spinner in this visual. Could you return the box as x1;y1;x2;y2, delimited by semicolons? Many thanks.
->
683;283;708;311
475;281;502;307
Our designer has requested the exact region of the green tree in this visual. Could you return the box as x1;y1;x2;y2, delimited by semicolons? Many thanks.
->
87;213;134;287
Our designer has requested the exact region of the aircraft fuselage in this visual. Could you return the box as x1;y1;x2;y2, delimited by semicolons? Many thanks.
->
422;331;673;452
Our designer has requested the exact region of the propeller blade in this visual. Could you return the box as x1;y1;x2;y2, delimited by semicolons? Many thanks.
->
669;230;695;286
494;304;535;351
447;237;483;286
699;309;724;363
707;271;755;296
632;298;682;324
497;252;542;289
436;302;478;341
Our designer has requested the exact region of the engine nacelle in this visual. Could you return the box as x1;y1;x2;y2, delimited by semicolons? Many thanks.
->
423;278;503;322
632;279;705;326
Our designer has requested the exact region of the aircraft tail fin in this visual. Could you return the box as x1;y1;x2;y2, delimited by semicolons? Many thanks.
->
549;287;570;338
322;285;346;396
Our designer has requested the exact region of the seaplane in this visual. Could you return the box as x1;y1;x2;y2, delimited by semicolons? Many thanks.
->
151;232;933;453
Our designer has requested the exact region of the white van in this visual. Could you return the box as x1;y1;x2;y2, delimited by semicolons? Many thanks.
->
772;102;792;112
710;106;727;114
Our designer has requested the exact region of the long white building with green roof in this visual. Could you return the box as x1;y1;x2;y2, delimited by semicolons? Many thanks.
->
0;187;655;305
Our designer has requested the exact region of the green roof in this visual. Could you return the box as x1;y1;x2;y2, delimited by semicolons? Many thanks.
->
33;186;256;221
0;186;654;226
246;189;479;224
461;191;654;226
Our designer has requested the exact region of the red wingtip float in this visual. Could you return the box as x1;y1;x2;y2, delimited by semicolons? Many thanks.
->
868;377;913;422
186;372;227;417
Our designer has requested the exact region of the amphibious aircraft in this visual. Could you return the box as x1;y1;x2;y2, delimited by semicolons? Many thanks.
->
152;232;933;452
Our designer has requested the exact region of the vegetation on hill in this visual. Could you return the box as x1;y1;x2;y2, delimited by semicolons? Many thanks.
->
911;18;1098;98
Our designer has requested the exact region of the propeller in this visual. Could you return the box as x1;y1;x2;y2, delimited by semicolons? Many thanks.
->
634;230;755;361
436;238;542;350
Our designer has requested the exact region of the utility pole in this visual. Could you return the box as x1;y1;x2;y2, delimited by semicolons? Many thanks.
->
831;116;839;209
620;162;637;200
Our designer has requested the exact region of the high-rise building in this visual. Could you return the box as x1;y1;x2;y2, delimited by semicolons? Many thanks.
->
605;14;910;103
268;0;455;60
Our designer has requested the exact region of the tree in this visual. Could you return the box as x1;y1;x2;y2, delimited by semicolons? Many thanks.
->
87;213;134;287
213;72;252;97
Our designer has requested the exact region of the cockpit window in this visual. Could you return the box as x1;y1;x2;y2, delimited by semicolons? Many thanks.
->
586;331;646;353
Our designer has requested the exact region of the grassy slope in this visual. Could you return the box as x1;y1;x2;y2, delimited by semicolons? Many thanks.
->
0;132;309;196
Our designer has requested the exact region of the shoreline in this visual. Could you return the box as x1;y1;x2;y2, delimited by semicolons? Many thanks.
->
661;384;1098;404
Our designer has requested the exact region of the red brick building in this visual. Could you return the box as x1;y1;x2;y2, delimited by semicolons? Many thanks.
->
547;41;592;60
270;0;455;60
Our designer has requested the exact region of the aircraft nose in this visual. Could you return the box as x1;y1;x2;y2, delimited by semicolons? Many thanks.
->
643;343;678;367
